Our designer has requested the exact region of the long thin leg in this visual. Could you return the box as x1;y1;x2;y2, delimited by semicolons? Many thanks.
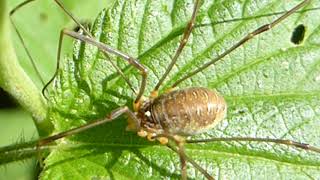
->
38;106;139;146
154;134;214;180
166;144;214;180
153;0;201;92
10;0;88;86
178;144;187;180
10;0;90;38
10;0;44;85
43;29;147;103
53;0;91;36
101;53;137;94
51;0;138;96
35;106;139;167
171;0;310;88
180;155;187;180
11;0;137;96
186;137;320;153
196;7;320;29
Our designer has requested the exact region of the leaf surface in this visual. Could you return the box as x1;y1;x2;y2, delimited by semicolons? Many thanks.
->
42;0;320;179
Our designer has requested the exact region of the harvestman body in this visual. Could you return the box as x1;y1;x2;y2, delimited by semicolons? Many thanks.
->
10;0;320;179
133;87;226;138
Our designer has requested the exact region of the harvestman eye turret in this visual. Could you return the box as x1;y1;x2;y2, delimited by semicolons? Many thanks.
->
10;0;320;179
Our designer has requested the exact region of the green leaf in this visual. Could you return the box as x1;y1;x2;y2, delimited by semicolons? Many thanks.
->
9;0;111;88
42;0;320;179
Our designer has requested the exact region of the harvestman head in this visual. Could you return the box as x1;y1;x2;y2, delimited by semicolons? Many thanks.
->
10;0;320;179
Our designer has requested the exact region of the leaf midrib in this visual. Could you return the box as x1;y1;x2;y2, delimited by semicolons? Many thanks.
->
55;142;320;168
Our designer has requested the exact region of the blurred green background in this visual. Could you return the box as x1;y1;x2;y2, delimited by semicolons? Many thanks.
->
1;0;113;179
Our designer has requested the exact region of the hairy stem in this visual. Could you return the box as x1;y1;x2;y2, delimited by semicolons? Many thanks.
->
0;0;52;135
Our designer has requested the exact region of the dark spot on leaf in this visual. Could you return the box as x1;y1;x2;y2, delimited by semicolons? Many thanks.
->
39;12;48;22
237;109;246;114
263;72;268;78
291;24;306;45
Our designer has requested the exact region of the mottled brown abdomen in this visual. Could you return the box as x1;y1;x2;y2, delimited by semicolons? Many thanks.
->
150;87;226;136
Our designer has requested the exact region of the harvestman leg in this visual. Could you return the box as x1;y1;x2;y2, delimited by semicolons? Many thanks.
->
166;144;213;180
156;0;314;178
171;0;311;87
170;0;320;171
148;0;206;176
10;0;90;52
48;28;148;103
10;0;137;96
10;0;92;85
186;137;320;153
37;106;139;146
153;133;214;179
149;1;205;177
179;146;187;180
152;0;201;92
11;0;207;178
35;28;148;166
172;136;320;179
36;106;140;166
165;136;320;179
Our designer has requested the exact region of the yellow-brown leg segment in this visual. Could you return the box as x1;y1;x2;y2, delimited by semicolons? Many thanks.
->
150;87;175;100
178;142;187;180
150;90;159;99
154;134;214;180
166;143;214;180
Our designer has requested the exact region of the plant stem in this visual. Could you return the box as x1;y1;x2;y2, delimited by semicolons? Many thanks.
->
0;0;52;135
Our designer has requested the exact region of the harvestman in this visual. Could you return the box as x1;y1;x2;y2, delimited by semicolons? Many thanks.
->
10;0;320;179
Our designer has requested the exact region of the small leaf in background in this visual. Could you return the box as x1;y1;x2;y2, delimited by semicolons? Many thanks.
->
9;0;110;88
34;0;320;179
